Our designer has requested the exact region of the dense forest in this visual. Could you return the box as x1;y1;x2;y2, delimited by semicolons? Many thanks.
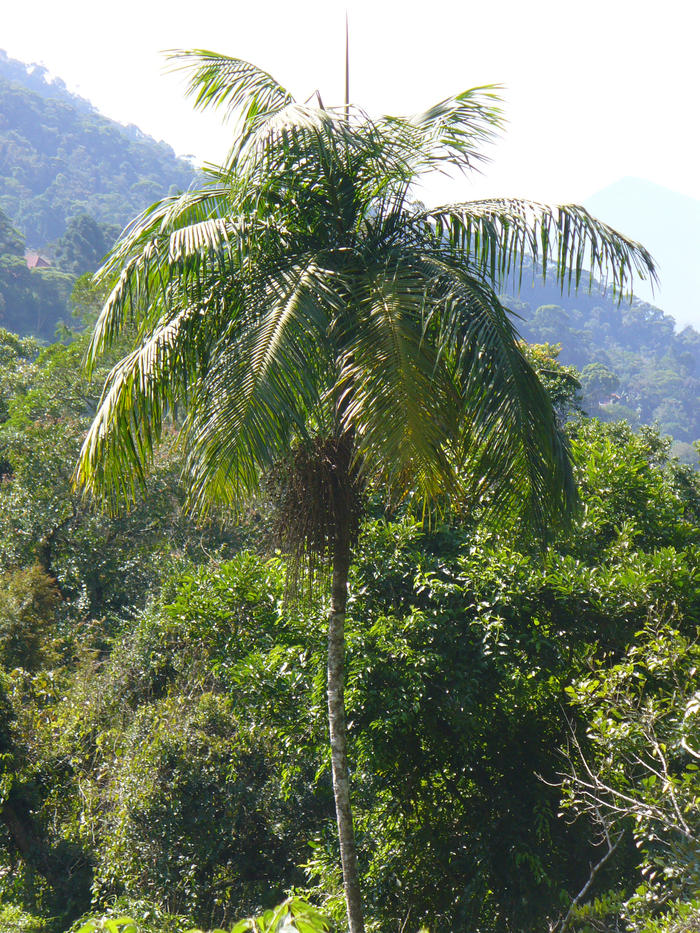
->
0;51;194;340
0;208;74;336
0;51;194;245
0;47;698;933
505;269;700;462
0;327;698;933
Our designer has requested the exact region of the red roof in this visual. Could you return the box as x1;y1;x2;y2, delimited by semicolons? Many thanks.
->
25;251;51;269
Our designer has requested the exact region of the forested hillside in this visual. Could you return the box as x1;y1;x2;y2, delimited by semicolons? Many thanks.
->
585;177;700;331
0;208;73;336
0;50;194;245
0;51;194;339
503;267;700;461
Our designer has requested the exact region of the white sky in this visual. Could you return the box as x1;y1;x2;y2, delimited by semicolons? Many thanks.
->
5;0;700;328
4;0;699;206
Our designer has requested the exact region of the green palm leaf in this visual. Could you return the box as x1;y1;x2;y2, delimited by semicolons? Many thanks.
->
181;256;337;511
166;49;294;124
426;198;657;296
378;85;504;176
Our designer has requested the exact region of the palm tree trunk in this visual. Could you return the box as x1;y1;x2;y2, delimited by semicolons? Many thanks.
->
327;531;365;933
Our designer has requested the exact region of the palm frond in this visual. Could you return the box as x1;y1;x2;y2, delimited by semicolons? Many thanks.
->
76;306;202;510
426;199;657;297
77;48;652;541
226;102;410;218
434;265;576;529
181;256;338;512
165;49;294;125
87;204;280;371
378;86;504;177
336;251;460;504
87;183;231;362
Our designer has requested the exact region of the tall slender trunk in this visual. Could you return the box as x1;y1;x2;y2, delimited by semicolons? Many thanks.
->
327;531;365;933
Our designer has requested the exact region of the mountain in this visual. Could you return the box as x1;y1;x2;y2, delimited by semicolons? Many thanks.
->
0;50;197;338
584;177;700;332
502;266;699;462
0;50;195;246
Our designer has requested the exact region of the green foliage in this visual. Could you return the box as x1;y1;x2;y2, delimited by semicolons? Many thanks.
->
0;52;194;338
319;433;697;931
1;418;685;933
520;342;583;422
77;51;657;534
75;52;658;933
48;215;121;277
187;898;330;933
69;273;110;327
513;283;700;451
565;420;700;557
70;897;191;933
0;565;60;670
562;624;699;928
0;902;49;931
75;920;138;933
71;899;329;933
0;307;697;933
54;554;327;926
0;47;694;933
579;361;620;405
637;902;700;933
0;326;38;422
0;326;246;931
0;211;75;338
0;331;239;622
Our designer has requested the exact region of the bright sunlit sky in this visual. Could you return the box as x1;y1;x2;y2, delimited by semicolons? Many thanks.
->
4;0;699;206
6;0;700;328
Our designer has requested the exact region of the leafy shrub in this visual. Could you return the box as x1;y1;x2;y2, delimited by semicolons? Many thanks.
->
71;899;329;933
0;903;49;932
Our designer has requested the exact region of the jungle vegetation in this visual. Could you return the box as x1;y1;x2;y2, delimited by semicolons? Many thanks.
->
0;47;697;933
0;323;697;933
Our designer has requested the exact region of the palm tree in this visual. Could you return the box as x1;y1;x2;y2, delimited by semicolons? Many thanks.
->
76;51;655;933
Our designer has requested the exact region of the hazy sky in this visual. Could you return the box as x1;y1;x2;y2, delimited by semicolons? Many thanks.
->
4;0;698;206
5;0;700;326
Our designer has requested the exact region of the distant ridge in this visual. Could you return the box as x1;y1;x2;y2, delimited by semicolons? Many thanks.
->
0;48;95;113
584;177;700;332
499;258;699;461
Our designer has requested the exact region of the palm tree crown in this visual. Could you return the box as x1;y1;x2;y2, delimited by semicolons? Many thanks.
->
77;50;654;529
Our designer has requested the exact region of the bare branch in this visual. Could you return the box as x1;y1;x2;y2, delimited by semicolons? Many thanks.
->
556;830;625;933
